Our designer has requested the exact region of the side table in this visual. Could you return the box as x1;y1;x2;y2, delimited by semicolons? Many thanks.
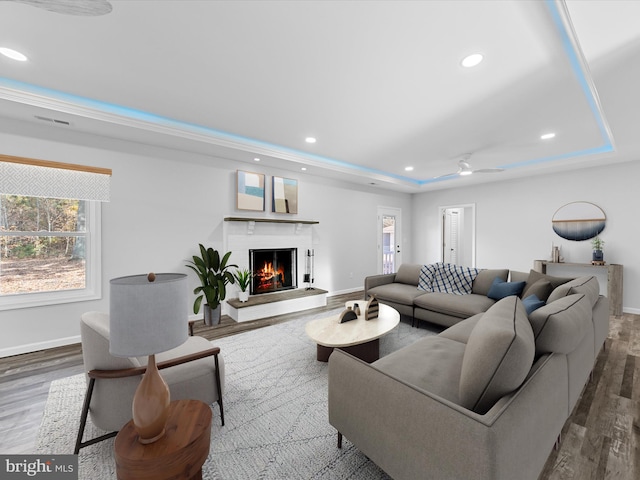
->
115;399;212;480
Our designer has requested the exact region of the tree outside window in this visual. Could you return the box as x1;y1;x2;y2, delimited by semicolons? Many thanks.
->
0;195;88;296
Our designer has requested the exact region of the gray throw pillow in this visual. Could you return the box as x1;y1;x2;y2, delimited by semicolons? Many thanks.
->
521;279;553;302
546;276;600;307
522;270;571;298
458;296;535;414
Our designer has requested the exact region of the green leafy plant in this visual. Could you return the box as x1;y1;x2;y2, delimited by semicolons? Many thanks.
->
233;268;253;292
591;236;605;251
185;244;237;314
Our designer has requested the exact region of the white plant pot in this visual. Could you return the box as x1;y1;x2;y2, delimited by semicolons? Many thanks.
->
238;291;249;302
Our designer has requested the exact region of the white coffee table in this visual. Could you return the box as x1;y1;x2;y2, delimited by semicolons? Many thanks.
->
305;301;400;363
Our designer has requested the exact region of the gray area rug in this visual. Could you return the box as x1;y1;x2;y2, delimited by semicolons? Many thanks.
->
36;308;438;479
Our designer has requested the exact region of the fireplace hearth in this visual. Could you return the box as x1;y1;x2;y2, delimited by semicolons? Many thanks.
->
249;248;297;295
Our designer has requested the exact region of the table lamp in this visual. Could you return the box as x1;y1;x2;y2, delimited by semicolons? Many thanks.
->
109;272;188;444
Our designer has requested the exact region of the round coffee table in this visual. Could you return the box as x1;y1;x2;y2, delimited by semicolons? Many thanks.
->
305;301;400;363
114;399;211;480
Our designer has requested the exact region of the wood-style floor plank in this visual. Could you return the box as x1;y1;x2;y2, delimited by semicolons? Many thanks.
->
0;297;638;480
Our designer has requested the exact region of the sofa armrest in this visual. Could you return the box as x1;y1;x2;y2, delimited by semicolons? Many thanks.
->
328;349;568;480
364;273;396;297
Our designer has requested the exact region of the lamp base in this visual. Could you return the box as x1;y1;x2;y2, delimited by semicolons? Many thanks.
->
132;354;170;444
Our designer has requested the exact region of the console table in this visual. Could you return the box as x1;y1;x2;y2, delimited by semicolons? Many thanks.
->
533;261;623;316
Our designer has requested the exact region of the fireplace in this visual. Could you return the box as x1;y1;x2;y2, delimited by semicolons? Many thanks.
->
249;248;297;295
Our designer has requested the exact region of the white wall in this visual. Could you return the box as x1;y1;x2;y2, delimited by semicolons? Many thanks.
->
0;131;412;356
411;160;639;313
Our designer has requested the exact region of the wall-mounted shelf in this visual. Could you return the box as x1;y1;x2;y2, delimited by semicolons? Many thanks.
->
224;217;319;225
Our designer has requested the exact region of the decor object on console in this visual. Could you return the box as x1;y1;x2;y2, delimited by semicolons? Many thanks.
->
186;244;237;325
232;268;252;302
552;201;606;241
272;175;298;214
236;170;265;212
109;273;188;444
591;236;605;264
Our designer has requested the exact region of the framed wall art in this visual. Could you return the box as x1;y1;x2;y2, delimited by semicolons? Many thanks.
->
236;170;265;211
552;201;606;241
272;176;298;214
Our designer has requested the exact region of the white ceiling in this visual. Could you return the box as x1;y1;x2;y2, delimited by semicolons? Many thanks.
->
0;0;639;192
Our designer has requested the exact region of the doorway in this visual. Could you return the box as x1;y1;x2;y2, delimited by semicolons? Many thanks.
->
439;204;475;267
378;207;402;274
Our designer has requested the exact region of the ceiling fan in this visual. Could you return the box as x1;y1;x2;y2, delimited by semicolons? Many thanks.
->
435;153;504;179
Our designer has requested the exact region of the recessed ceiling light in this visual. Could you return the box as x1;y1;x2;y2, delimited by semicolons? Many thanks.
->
541;133;556;140
301;167;307;171
461;53;483;68
254;157;260;161
404;166;414;172
305;137;317;144
0;47;28;62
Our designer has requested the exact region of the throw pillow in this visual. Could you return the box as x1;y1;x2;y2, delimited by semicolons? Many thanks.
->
522;294;545;315
487;277;525;300
522;270;571;298
520;279;553;302
458;296;535;414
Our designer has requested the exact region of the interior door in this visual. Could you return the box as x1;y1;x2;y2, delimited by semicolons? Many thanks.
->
378;207;402;274
443;208;461;264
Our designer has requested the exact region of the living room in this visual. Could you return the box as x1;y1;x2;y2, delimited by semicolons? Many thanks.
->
1;1;639;479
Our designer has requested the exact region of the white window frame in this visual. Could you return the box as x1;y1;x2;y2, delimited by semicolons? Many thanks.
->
0;200;101;310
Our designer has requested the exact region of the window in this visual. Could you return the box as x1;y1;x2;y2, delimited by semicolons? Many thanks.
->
0;194;101;310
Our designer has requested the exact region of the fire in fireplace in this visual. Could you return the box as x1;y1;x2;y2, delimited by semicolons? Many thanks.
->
249;248;297;295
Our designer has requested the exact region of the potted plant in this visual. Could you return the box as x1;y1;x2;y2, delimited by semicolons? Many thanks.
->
591;236;605;263
233;268;253;302
186;244;237;326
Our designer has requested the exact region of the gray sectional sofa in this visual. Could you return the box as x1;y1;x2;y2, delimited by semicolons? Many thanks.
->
329;270;609;480
365;263;563;328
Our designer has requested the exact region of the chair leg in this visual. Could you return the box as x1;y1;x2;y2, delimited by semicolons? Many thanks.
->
74;377;118;454
214;354;224;426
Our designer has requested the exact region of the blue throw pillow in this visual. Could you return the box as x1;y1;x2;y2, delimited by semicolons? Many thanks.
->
487;277;526;300
522;294;546;315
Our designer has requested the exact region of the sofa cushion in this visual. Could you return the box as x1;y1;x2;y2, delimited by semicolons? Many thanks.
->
522;279;553;302
373;336;465;404
459;296;535;414
367;282;425;306
521;269;572;298
394;263;421;286
487;277;525;300
522;294;546;315
471;269;509;296
529;293;591;355
546;275;600;307
414;292;496;319
438;313;483;344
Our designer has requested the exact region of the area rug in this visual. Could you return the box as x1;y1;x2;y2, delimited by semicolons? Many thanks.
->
36;309;438;479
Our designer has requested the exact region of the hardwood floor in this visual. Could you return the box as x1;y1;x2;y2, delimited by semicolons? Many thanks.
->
0;295;637;480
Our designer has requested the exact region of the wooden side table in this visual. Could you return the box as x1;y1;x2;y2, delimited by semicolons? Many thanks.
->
115;399;212;480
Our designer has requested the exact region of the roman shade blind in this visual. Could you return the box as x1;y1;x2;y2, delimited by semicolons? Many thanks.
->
0;154;111;201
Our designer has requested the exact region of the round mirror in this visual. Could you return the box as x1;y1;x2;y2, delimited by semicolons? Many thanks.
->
552;202;606;241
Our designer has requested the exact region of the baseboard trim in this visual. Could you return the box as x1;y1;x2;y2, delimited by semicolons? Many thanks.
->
623;307;640;315
0;335;80;359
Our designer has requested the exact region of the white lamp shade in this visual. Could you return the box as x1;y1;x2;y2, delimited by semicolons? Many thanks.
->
109;273;188;357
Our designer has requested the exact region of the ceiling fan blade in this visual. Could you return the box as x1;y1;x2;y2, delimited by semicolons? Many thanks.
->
433;172;459;179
